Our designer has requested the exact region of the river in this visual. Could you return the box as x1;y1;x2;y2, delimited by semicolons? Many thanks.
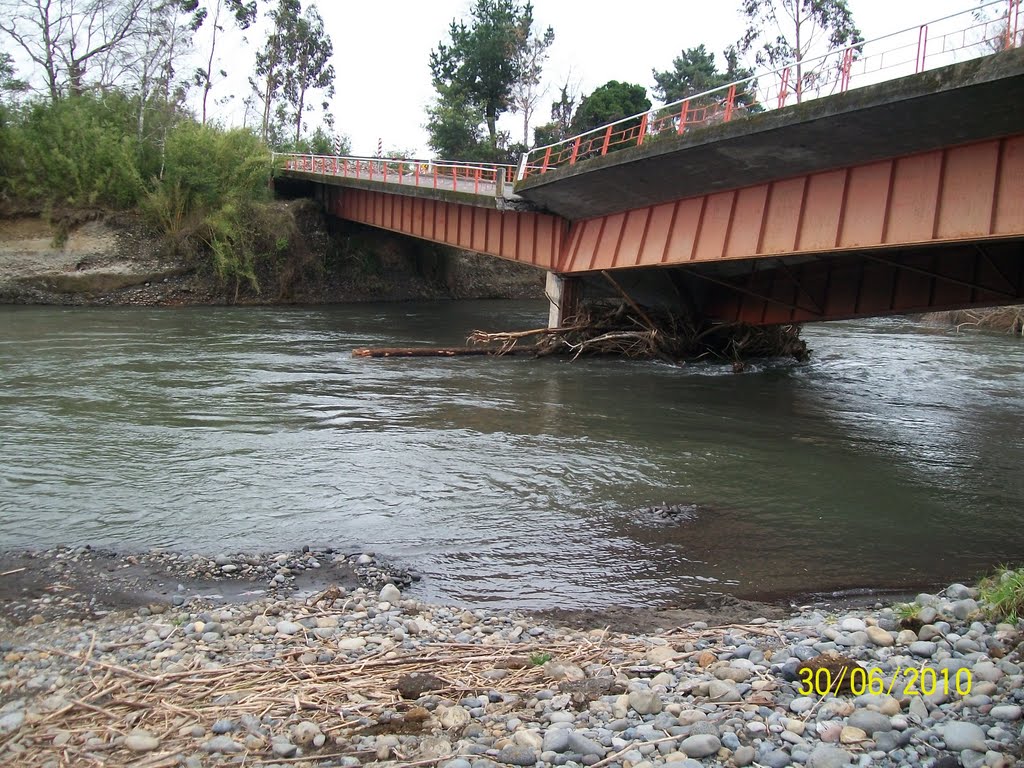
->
1;302;1022;609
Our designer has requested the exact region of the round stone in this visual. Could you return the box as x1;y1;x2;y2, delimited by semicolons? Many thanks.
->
806;745;853;768
866;626;894;647
125;729;160;752
990;705;1022;721
937;721;987;752
679;734;720;758
628;690;663;715
909;641;937;657
275;621;301;635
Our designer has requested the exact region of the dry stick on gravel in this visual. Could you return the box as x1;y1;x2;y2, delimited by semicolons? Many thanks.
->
590;734;684;768
6;624;794;767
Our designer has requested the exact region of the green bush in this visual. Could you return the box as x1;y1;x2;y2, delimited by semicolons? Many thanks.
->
1;92;304;298
143;122;274;293
3;94;146;208
979;565;1024;623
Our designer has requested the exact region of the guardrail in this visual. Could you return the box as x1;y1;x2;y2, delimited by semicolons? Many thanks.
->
275;153;521;197
518;0;1021;180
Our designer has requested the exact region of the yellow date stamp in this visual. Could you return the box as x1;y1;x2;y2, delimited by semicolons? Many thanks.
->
798;666;973;697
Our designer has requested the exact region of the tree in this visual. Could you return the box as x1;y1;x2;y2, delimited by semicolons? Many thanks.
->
0;49;27;99
509;13;553;146
570;80;650;135
652;44;757;108
281;4;333;145
184;0;257;124
0;0;150;102
429;0;549;151
532;79;579;147
736;0;862;102
425;87;487;160
252;0;299;142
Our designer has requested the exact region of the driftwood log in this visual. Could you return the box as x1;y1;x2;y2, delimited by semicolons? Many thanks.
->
352;300;809;364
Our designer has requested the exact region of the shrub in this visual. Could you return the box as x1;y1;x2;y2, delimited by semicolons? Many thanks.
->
978;565;1024;623
3;94;145;208
144;123;274;293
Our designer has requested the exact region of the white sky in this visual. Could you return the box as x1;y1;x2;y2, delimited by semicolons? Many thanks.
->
8;0;990;156
292;0;982;156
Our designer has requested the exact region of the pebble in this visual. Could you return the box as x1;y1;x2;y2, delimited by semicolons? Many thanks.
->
733;744;756;766
848;710;892;734
806;745;853;767
910;640;937;657
989;705;1022;721
496;745;537;765
628;690;663;715
937;721;988;752
202;735;243;753
124;729;160;752
379;583;401;603
1;553;1019;768
679;734;720;758
866;625;894;646
543;729;570;752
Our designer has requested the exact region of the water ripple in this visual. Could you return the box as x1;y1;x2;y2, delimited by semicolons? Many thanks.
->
0;304;1022;608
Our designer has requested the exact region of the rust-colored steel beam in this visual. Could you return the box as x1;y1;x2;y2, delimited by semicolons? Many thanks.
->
558;135;1024;273
328;187;562;270
697;241;1024;325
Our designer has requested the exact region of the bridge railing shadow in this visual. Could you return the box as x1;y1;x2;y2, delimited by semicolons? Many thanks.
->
519;0;1020;180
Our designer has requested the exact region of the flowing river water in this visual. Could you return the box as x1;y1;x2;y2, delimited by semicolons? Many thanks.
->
1;302;1022;609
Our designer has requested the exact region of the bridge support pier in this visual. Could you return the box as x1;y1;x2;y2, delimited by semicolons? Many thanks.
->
546;273;582;329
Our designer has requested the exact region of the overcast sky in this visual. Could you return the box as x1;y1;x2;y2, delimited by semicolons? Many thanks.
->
200;0;992;155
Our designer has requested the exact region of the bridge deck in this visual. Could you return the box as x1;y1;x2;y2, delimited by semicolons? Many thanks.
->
515;47;1024;220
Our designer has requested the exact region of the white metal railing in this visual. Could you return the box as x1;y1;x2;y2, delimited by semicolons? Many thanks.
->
274;153;521;197
518;0;1021;179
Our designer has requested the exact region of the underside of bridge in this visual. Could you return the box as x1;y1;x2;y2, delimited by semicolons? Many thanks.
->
574;239;1024;325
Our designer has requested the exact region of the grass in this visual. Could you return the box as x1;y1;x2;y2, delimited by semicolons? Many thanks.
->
978;565;1024;623
893;602;920;620
529;652;552;667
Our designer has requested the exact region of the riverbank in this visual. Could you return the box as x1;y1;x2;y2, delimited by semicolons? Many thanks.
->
0;548;1021;768
0;205;545;307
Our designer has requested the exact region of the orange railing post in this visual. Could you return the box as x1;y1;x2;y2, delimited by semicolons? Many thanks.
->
677;99;690;135
724;85;737;122
452;167;458;191
840;48;854;92
637;113;649;146
541;147;552;174
474;167;480;194
569;137;581;165
916;25;928;72
600;125;613;156
778;67;791;108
